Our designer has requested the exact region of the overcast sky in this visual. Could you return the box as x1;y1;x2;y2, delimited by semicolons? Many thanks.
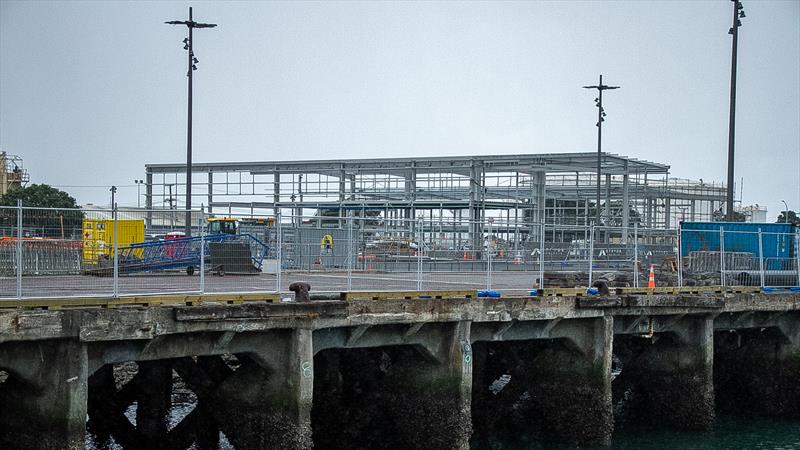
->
1;0;798;217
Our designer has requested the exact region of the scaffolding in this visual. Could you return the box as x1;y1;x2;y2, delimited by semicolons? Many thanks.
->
0;152;29;196
144;152;726;247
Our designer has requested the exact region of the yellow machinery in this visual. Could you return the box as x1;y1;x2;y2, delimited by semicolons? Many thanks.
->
208;217;274;235
82;219;145;264
207;217;239;235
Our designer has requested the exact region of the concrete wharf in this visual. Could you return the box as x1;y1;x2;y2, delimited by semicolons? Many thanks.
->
1;288;799;449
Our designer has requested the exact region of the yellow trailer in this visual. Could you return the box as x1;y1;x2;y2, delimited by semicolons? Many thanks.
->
82;219;145;264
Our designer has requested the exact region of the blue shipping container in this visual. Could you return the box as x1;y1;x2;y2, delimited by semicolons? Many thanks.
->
680;222;797;268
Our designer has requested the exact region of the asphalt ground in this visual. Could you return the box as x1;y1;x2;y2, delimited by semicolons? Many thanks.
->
0;270;550;300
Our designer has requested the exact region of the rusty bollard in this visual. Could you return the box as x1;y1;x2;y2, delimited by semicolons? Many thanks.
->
591;279;610;296
289;282;312;302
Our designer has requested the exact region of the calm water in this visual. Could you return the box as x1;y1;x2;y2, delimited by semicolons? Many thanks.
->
87;408;800;449
480;416;800;450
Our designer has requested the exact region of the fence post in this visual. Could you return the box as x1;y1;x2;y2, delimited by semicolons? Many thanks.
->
539;222;545;290
112;201;119;298
486;218;493;291
416;218;423;291
633;223;639;288
276;211;282;294
16;199;22;299
757;228;765;288
677;226;683;287
719;228;725;287
199;214;205;294
347;214;353;292
588;225;595;287
796;231;800;287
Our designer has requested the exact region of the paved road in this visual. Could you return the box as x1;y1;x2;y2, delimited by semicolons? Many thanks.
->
0;270;548;299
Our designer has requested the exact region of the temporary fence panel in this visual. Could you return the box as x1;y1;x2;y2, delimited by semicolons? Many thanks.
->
113;208;203;296
539;225;591;289
7;202;795;300
19;207;113;298
0;206;19;298
589;226;639;290
761;231;798;287
202;212;276;294
680;228;724;287
636;227;680;288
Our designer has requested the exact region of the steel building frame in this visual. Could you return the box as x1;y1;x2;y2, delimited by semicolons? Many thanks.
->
144;152;726;247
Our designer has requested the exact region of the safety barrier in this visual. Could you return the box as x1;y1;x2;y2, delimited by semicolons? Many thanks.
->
0;204;797;300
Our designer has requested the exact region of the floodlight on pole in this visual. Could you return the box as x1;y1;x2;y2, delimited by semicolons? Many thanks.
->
583;75;620;226
134;179;144;208
725;0;745;220
166;7;217;236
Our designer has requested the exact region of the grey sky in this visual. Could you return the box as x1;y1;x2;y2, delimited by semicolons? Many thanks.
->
1;0;798;217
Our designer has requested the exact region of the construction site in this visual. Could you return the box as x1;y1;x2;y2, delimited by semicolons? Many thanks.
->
0;151;796;299
144;152;727;244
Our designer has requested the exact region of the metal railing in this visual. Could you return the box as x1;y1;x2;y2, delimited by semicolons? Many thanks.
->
0;204;797;300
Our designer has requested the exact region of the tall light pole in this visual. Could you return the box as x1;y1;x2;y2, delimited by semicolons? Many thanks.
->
166;7;216;236
110;186;117;209
134;179;144;208
781;200;789;223
725;0;745;220
583;75;620;226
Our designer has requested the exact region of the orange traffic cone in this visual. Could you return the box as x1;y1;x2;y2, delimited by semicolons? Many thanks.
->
648;264;656;289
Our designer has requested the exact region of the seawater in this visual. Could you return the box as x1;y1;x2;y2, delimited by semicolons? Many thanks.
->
87;407;800;449
476;416;800;450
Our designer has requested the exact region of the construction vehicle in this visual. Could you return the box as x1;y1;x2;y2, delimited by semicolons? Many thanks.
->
208;217;239;235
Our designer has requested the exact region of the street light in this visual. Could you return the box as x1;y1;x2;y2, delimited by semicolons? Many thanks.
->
725;0;745;220
134;179;144;208
781;200;789;223
109;186;117;209
166;7;217;236
583;75;620;226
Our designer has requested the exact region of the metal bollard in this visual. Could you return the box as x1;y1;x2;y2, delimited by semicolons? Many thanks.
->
289;282;311;302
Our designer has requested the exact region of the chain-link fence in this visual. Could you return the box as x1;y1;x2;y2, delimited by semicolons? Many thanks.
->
0;204;797;300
